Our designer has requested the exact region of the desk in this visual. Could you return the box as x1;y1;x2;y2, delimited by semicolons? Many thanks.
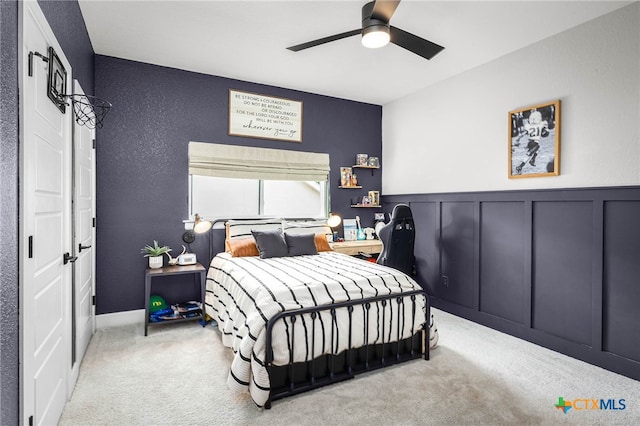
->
330;240;383;256
144;263;206;336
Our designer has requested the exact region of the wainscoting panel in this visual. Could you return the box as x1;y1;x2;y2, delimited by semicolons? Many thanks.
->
603;201;640;363
479;202;526;325
382;186;640;382
440;202;476;309
410;201;439;297
532;201;594;346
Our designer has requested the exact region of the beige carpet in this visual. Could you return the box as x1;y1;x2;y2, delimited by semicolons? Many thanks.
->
59;309;638;425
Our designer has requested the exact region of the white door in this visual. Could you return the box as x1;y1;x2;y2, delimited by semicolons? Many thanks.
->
20;1;72;425
69;80;96;392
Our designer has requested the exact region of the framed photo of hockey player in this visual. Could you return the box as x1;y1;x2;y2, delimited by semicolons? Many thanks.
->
508;100;560;178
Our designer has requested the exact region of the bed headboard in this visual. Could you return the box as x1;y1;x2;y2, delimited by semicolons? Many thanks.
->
208;217;329;265
225;218;283;240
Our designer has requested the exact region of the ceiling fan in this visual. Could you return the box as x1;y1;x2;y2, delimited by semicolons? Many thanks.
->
286;0;444;60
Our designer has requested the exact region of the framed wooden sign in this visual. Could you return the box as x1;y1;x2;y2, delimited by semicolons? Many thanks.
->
508;99;560;178
229;89;302;142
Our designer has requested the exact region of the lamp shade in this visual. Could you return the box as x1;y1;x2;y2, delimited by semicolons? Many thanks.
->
193;213;212;234
327;213;342;228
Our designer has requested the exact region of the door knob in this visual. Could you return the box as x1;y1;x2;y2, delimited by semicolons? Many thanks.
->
63;252;78;265
78;243;92;252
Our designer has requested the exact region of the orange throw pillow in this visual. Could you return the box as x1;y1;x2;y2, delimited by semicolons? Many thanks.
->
226;237;259;257
314;234;333;252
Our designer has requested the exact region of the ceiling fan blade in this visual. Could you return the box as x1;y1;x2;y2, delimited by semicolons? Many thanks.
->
390;26;444;60
287;29;361;52
370;0;401;22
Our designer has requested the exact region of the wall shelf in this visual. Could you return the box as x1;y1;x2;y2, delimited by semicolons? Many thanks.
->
353;165;379;176
340;158;381;208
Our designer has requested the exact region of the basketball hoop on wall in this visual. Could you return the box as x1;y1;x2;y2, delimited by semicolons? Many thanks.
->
29;46;112;129
64;93;112;129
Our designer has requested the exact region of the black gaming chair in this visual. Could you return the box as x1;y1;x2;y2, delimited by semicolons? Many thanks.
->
376;204;416;276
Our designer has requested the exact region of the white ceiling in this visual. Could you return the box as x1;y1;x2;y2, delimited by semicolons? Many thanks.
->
78;0;632;105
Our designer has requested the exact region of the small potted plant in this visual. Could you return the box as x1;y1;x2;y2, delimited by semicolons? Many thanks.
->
141;240;171;269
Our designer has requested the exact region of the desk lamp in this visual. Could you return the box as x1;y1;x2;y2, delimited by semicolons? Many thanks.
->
327;213;342;242
181;213;213;263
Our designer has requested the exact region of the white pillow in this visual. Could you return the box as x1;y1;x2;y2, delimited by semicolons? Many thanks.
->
282;220;331;237
226;219;282;240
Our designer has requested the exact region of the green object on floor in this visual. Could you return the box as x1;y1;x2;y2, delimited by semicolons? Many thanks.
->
149;295;167;313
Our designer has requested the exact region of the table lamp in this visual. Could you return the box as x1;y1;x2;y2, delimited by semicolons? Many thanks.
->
327;213;342;242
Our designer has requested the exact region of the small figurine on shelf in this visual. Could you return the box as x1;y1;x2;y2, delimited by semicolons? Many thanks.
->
351;174;358;186
356;154;368;166
368;190;380;206
364;227;375;239
340;167;352;187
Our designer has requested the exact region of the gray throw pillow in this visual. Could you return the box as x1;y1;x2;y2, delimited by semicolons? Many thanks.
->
285;232;318;256
252;229;288;259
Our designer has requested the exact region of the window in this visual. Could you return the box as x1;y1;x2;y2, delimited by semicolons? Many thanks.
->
190;176;328;219
190;175;259;218
188;142;330;220
263;180;327;217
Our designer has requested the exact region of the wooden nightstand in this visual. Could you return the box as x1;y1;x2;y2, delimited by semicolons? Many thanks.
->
330;240;383;256
144;263;206;336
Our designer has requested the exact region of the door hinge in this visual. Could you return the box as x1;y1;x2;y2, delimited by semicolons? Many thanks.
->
28;236;33;258
92;217;96;228
92;295;96;306
92;139;96;149
29;415;33;426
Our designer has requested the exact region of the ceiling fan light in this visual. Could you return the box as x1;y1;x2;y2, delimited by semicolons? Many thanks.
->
361;25;390;49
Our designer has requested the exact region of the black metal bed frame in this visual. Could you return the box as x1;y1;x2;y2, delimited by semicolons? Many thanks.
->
205;217;430;408
264;289;430;408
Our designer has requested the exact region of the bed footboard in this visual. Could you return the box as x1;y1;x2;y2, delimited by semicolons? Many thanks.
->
264;289;430;408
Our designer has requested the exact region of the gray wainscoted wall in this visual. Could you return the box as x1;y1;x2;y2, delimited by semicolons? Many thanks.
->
383;186;640;381
94;55;382;315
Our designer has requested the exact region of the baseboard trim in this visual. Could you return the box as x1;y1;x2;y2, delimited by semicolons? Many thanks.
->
96;309;144;330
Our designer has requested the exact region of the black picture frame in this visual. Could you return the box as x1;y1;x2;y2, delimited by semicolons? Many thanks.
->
46;46;67;113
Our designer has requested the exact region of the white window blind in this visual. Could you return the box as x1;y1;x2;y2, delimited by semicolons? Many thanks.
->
188;141;330;182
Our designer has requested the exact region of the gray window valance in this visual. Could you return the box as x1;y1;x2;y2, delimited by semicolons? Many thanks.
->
188;141;330;182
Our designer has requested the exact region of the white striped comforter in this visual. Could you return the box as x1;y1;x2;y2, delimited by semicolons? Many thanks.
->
205;251;426;407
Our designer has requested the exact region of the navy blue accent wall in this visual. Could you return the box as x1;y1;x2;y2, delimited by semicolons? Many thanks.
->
383;186;640;382
0;1;20;424
38;0;95;94
94;55;382;314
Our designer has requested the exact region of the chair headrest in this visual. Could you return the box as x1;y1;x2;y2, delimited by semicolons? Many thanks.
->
391;204;413;220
